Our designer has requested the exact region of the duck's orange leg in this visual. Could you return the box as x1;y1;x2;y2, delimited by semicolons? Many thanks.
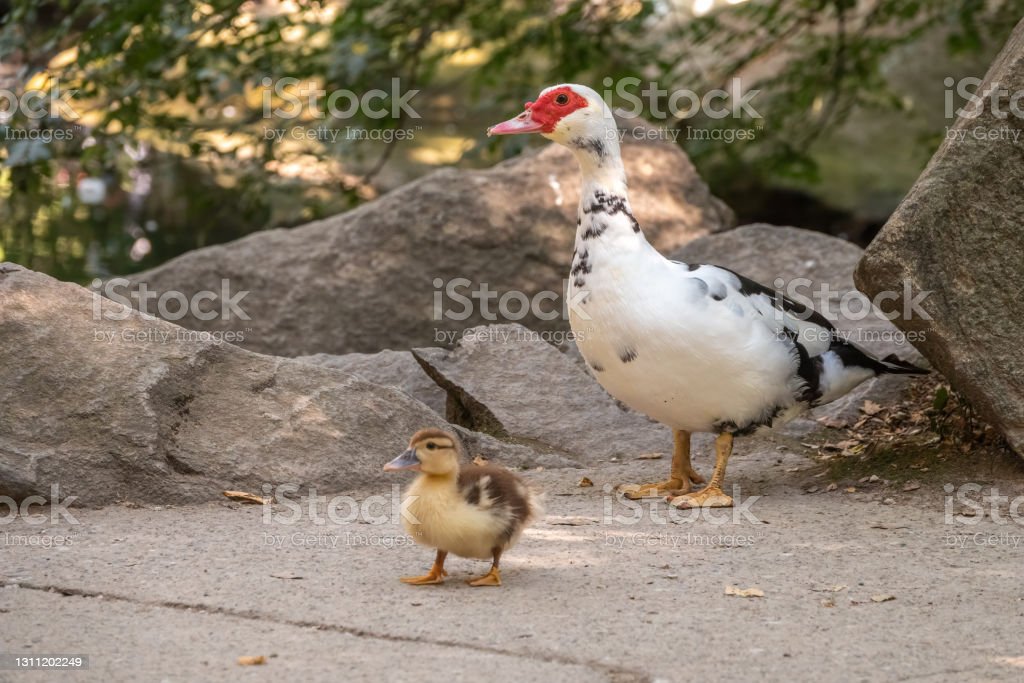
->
619;429;705;499
668;433;734;508
467;547;503;587
401;549;448;585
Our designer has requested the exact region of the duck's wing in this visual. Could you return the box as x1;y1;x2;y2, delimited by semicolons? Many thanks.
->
674;262;833;350
677;262;927;405
457;466;534;543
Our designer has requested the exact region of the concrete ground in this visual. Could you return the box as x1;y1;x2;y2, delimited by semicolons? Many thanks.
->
3;441;1024;683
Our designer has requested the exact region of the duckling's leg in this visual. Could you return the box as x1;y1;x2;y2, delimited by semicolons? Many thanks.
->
400;549;449;585
668;433;734;508
619;429;705;499
467;547;502;587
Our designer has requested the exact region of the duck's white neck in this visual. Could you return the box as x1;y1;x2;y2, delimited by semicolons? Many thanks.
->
567;131;648;251
571;134;627;194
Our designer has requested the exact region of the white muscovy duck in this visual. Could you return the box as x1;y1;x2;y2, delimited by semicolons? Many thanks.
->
487;84;927;509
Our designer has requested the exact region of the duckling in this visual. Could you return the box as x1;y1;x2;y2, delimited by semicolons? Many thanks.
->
384;428;538;587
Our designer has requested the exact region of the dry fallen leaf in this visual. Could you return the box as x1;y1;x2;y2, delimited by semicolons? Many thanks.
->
636;452;664;460
845;487;857;494
546;516;599;526
724;585;764;598
817;416;848;429
826;483;838;492
862;400;883;416
472;455;489;466
578;477;594;488
871;594;896;603
813;584;848;593
841;443;866;457
996;657;1024;668
237;656;266;666
223;491;270;505
902;481;921;492
821;598;836;608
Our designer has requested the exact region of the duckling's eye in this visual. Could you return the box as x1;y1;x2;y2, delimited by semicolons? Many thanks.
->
425;442;437;450
555;93;569;105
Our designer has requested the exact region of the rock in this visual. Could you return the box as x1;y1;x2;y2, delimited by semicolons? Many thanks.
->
807;370;912;429
855;20;1024;456
125;135;733;356
412;324;670;461
0;264;553;506
675;223;865;288
555;337;588;369
673;224;926;429
293;351;575;466
454;426;579;470
297;350;446;415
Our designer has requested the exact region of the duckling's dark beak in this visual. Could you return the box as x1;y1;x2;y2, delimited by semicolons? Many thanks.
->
384;448;420;472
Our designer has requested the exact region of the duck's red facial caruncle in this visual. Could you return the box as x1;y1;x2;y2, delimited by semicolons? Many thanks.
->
487;86;589;136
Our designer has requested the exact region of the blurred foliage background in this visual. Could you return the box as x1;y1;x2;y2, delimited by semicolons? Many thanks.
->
0;0;1020;283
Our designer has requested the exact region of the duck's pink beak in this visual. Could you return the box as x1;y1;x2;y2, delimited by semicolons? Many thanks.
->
487;109;545;136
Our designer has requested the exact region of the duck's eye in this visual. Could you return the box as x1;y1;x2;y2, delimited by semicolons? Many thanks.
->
555;93;569;105
425;442;436;450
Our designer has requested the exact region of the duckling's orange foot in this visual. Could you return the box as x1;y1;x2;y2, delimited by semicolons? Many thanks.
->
466;567;502;587
667;485;733;509
619;473;703;500
400;568;448;585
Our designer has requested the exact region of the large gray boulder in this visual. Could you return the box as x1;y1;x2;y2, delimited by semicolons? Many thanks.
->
855;20;1024;455
413;324;670;461
125;135;733;357
673;224;926;425
0;264;552;506
297;350;446;415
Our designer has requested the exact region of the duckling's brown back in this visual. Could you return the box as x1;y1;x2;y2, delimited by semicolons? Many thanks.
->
457;465;536;546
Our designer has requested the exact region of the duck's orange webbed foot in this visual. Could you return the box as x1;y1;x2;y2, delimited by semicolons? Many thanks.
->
466;566;502;587
667;485;733;509
667;433;734;509
619;430;704;499
618;474;701;500
401;550;448;585
400;567;448;585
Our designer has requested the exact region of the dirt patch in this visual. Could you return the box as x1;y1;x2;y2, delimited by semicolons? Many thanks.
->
806;377;1023;491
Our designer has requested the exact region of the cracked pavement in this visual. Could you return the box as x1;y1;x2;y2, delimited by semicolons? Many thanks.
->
3;444;1024;682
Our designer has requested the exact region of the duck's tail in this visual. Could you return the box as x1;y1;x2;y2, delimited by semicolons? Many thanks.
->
878;353;930;375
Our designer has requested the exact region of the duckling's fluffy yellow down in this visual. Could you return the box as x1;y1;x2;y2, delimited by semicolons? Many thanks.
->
403;469;534;559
